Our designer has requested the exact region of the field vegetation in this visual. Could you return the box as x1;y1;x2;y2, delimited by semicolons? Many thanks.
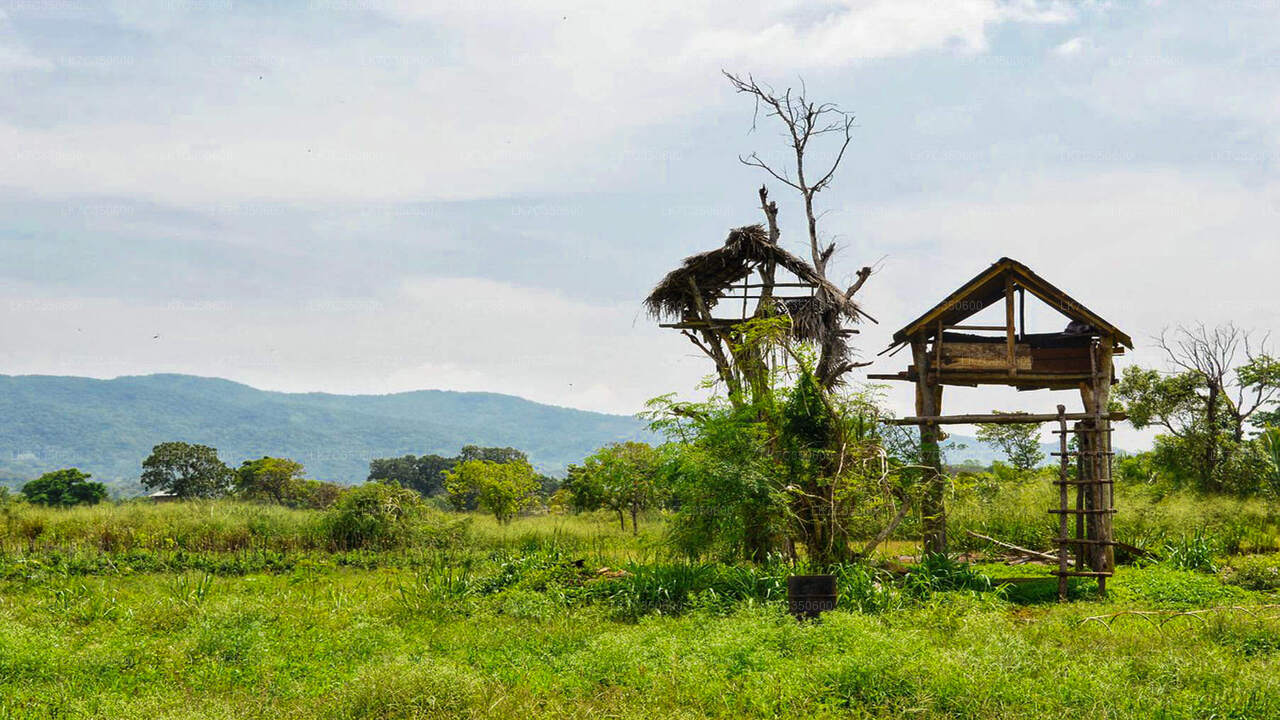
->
3;484;1279;719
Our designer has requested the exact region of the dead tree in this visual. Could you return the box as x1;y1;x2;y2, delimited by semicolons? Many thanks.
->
724;71;873;389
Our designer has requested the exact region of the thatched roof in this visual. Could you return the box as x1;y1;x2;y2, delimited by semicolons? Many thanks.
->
644;224;863;344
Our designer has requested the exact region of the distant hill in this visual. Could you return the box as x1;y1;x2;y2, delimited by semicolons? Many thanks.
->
0;374;653;495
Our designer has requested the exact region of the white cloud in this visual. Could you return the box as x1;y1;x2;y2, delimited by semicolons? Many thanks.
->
0;0;1077;204
1053;36;1087;56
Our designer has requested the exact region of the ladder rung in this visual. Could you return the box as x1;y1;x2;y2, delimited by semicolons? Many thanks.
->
1048;509;1116;515
1053;480;1114;486
1050;451;1115;456
1054;538;1117;546
1050;570;1113;578
1051;428;1114;434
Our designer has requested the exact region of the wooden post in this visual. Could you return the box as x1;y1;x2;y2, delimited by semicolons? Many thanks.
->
912;335;946;554
1056;404;1070;602
1095;337;1116;584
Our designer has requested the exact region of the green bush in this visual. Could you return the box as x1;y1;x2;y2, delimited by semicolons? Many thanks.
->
1221;553;1280;591
323;483;425;550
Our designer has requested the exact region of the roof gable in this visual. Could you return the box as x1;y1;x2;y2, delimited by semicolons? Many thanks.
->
889;258;1133;348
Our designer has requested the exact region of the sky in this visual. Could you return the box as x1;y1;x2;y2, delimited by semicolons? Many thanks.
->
2;0;1279;450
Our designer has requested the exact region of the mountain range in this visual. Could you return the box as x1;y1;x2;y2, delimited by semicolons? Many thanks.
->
0;374;652;494
0;373;1070;497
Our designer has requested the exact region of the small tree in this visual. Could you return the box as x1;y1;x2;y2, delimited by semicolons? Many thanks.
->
580;442;664;534
975;414;1046;473
444;459;538;523
236;457;306;504
140;442;233;499
21;468;108;507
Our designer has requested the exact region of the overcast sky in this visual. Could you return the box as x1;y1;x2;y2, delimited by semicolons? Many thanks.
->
2;1;1279;449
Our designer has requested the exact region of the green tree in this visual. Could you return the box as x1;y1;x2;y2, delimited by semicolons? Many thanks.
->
367;454;456;496
975;414;1046;473
561;462;606;513
236;456;307;504
1119;325;1280;492
234;456;341;508
443;459;538;523
20;468;107;507
140;442;233;499
579;442;664;534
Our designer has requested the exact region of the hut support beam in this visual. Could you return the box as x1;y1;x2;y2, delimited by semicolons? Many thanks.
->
912;335;946;554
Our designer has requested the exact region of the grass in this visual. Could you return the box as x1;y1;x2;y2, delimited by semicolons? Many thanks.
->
2;498;1279;718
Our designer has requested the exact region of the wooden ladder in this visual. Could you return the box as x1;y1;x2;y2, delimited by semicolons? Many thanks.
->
1050;404;1116;601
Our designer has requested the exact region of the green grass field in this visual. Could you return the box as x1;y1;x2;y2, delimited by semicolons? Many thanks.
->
2;494;1279;719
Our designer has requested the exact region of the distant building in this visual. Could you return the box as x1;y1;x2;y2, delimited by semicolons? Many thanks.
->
147;489;179;503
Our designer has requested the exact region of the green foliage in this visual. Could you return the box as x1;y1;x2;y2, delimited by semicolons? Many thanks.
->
1161;529;1221;572
1117;350;1280;496
568;442;665;533
234;456;341;509
19;468;107;507
648;396;786;563
323;482;425;550
140;442;233;499
1221;553;1280;591
444;459;539;523
367;453;455;496
974;414;1045;472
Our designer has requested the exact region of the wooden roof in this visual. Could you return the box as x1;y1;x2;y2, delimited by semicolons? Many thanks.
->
888;257;1133;349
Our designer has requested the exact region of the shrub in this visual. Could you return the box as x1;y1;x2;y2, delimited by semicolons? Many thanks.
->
1221;553;1280;591
323;482;424;550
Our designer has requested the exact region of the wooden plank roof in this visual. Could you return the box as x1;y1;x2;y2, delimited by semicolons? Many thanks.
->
888;257;1134;349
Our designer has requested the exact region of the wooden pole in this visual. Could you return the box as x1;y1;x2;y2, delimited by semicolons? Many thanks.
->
1095;338;1116;588
1057;404;1070;602
912;335;946;554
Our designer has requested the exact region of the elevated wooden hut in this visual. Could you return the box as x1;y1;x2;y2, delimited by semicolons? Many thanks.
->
870;258;1131;599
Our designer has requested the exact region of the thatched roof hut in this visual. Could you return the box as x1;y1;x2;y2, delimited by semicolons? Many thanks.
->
643;224;864;345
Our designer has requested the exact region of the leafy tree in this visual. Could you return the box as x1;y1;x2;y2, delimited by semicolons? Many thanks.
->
975;414;1046;473
234;456;342;508
367;454;455;496
236;457;306;503
443;459;538;523
1118;325;1280;494
578;442;664;534
446;446;529;510
1120;325;1280;492
20;468;108;507
561;462;606;514
140;442;233;499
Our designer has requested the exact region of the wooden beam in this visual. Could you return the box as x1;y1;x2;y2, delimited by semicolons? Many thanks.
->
944;324;1007;331
1005;276;1017;377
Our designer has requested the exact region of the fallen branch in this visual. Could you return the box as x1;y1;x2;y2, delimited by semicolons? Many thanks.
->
964;530;1057;563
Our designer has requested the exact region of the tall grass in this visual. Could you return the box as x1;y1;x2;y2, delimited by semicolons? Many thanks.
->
948;477;1280;556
